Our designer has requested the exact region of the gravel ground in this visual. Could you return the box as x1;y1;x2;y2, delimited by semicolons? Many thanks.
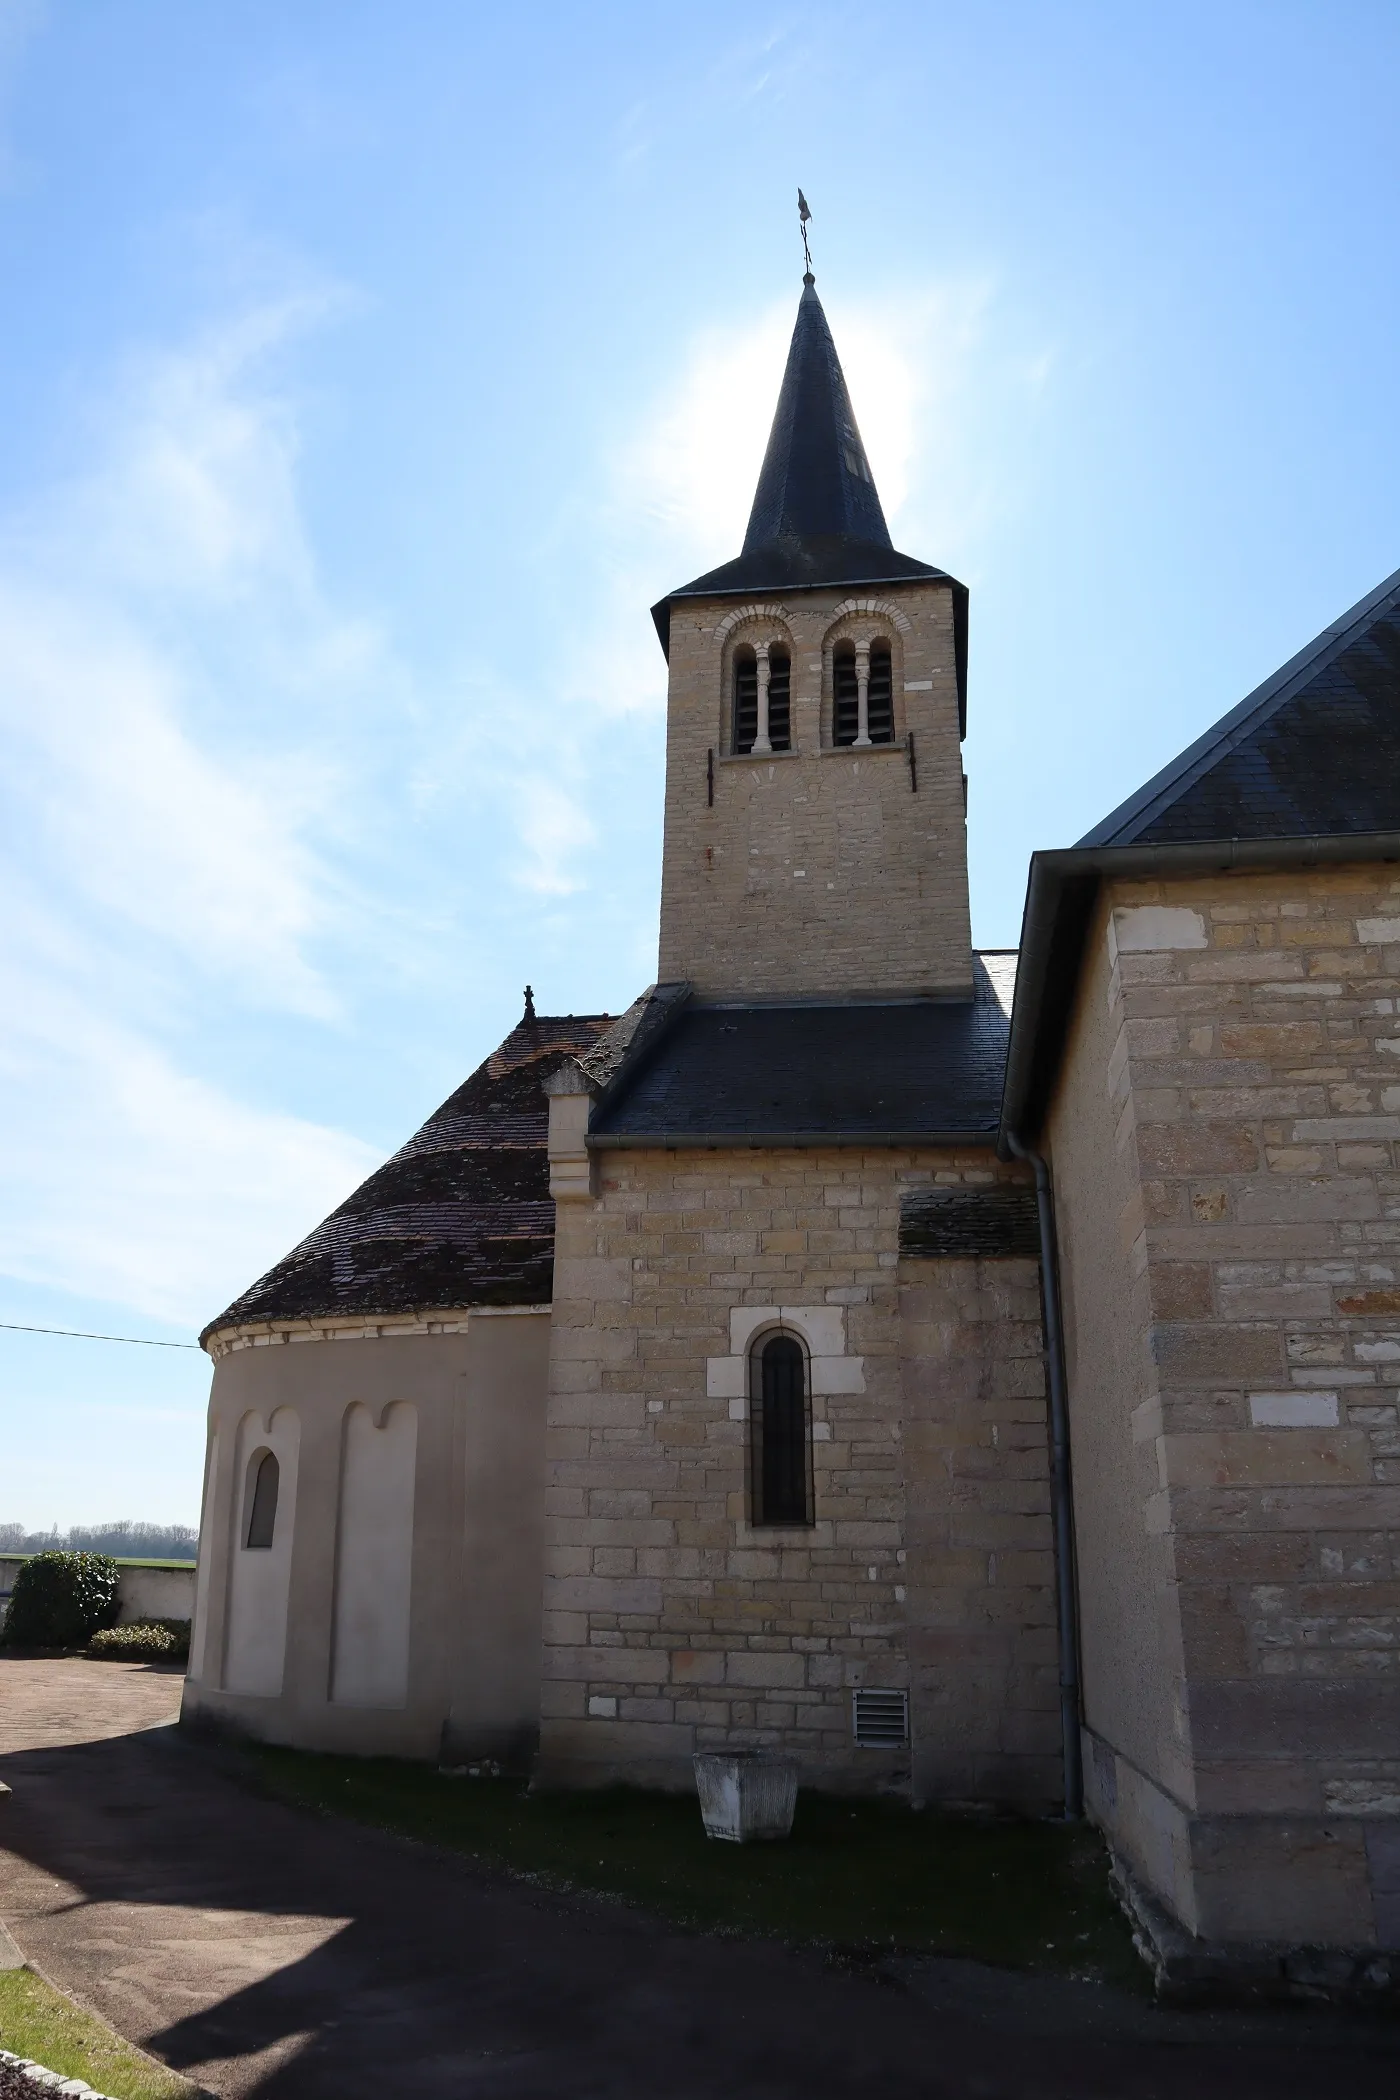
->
0;2055;109;2098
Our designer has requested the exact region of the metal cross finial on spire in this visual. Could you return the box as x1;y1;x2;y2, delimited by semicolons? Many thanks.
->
797;189;813;282
523;984;536;1023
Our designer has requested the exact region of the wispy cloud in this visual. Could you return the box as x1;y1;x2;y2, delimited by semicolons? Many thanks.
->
0;949;377;1327
0;285;390;1322
509;773;598;896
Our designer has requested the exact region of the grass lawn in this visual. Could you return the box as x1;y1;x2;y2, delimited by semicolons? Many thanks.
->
251;1747;1144;1988
0;1969;194;2099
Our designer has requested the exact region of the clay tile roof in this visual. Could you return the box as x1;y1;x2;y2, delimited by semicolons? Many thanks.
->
201;1011;610;1344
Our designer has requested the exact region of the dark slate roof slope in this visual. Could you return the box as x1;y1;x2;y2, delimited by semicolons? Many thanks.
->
1080;565;1400;847
202;1010;610;1342
577;980;690;1094
651;277;966;708
591;954;1016;1146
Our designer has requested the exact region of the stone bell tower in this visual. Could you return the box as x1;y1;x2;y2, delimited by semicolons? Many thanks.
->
651;273;973;1002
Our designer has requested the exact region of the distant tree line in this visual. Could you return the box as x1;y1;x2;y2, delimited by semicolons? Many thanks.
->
0;1520;198;1561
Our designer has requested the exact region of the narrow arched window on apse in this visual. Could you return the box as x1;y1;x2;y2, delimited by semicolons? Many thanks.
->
732;644;791;755
749;1333;813;1526
245;1450;280;1549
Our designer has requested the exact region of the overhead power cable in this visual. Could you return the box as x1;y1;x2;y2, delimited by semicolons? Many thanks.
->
0;1321;201;1351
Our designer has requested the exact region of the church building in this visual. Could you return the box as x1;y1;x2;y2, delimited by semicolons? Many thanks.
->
184;268;1400;1991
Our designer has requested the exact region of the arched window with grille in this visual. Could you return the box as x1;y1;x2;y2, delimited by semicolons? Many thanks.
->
833;638;895;747
749;1332;813;1526
244;1450;280;1549
732;644;791;755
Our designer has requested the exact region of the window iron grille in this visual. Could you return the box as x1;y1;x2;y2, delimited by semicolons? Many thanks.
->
749;1331;813;1526
852;1688;909;1748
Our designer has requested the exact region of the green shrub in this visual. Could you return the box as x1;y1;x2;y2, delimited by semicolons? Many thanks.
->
1;1550;120;1649
87;1618;190;1664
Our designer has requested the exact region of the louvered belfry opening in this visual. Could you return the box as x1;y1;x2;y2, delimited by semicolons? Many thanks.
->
833;643;859;745
732;646;792;754
867;641;894;742
733;648;758;752
750;1332;813;1526
833;640;894;746
767;648;792;749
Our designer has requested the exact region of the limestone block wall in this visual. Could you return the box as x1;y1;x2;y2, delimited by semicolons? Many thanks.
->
657;581;972;998
900;1255;1060;1810
538;1143;1050;1797
1049;867;1400;1948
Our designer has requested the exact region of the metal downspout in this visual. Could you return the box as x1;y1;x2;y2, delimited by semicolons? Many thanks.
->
1005;1132;1083;1820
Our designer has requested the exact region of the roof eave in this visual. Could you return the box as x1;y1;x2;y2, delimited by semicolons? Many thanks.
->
998;829;1400;1154
588;1126;998;1150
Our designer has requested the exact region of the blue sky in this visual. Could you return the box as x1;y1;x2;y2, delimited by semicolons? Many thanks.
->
2;0;1399;1527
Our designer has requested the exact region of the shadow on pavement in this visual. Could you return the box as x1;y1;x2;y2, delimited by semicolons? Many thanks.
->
1;1714;1399;2099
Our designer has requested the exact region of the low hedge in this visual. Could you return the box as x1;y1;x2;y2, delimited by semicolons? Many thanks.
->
88;1618;191;1664
1;1551;120;1649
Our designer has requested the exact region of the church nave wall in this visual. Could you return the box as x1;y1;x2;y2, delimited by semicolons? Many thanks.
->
1051;866;1400;1949
539;1144;1052;1795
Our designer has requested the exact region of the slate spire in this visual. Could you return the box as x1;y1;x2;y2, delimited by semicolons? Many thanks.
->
653;273;960;660
741;275;893;555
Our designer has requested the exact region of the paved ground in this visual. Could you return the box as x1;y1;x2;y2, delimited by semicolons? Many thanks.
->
1;1660;1399;2098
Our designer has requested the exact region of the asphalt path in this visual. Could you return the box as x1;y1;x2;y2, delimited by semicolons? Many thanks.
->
0;1659;1397;2098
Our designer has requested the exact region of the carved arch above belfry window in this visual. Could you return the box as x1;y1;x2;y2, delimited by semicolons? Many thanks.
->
820;610;905;749
828;594;913;636
711;600;794;647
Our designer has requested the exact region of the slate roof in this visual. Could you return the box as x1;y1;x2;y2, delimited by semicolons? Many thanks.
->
201;1010;610;1342
1000;565;1400;1149
1079;564;1400;846
589;956;1016;1146
650;276;967;724
899;1185;1040;1260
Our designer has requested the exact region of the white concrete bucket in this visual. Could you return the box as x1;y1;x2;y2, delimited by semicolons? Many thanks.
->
693;1751;798;1842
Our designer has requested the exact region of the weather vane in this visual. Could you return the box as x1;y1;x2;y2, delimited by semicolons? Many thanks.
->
797;189;813;278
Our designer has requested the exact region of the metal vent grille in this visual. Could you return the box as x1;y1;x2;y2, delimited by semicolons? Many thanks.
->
852;1688;909;1748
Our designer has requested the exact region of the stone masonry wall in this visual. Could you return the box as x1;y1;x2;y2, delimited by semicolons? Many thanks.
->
900;1254;1061;1809
656;581;972;998
1052;867;1400;1947
537;1143;1050;1798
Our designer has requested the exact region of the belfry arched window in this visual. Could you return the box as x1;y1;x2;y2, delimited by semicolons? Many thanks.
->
749;1332;813;1527
732;644;791;755
245;1450;280;1549
867;642;894;742
833;638;894;747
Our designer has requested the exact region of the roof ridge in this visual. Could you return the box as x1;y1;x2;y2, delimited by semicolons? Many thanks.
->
1078;564;1400;847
